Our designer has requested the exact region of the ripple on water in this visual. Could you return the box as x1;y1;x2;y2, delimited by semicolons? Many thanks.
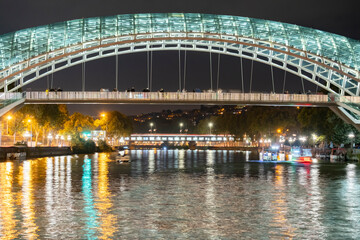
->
0;151;360;239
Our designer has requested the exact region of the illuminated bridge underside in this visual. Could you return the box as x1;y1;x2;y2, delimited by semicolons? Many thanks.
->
1;13;360;125
23;92;337;106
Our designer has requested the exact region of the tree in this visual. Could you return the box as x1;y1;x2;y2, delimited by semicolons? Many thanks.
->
8;111;25;143
63;112;95;137
298;107;360;146
18;104;69;145
196;116;218;134
104;111;133;144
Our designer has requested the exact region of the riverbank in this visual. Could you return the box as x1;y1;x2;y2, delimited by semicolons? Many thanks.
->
0;146;72;160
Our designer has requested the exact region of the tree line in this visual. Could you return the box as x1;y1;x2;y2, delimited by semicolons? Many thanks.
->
4;105;133;146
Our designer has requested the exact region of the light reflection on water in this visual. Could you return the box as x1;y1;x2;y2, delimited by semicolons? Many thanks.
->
0;150;360;239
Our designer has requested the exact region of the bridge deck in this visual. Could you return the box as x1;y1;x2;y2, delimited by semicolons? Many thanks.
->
23;92;337;106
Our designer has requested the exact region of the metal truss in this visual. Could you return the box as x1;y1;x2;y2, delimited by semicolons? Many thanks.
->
2;32;360;126
1;32;359;95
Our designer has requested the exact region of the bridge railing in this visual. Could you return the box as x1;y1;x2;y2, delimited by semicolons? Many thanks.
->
25;91;330;103
0;92;25;109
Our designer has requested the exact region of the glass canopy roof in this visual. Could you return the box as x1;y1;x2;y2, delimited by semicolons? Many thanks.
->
1;13;359;71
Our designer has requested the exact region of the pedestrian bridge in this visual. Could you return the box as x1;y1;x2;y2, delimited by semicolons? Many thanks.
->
2;91;360;129
6;91;343;106
2;13;360;128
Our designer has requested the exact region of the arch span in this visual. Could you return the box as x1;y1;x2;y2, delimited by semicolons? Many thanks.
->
1;13;360;126
0;13;360;94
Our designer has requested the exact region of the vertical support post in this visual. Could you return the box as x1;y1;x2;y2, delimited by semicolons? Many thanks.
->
217;53;220;91
178;49;181;91
183;50;187;90
271;65;275;93
150;51;153;91
147;50;150;89
209;50;213;91
115;53;118;90
82;60;85;92
249;60;254;93
282;70;287;93
240;56;244;93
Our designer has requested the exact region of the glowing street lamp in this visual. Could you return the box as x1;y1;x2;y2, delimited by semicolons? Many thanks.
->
349;132;355;149
179;122;184;133
312;133;317;141
208;122;213;135
101;113;108;132
149;122;154;133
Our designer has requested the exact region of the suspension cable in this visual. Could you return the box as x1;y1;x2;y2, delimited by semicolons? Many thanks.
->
271;65;275;93
150;50;153;91
282;70;287;93
178;49;181;91
240;57;244;93
51;65;54;89
183;49;187;90
147;51;150;89
301;77;305;93
82;61;85;91
249;59;254;93
217;53;220;90
46;67;49;89
115;54;118;90
209;50;213;91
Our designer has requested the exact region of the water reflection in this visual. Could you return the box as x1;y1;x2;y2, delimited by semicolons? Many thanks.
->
0;162;18;239
22;160;38;239
0;151;360;239
82;157;98;238
96;154;116;239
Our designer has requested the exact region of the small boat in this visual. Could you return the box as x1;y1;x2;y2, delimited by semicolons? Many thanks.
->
116;150;130;163
292;148;316;163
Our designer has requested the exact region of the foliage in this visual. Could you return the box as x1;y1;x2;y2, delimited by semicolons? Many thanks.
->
298;107;359;145
97;140;113;152
95;111;133;141
63;112;95;136
71;135;96;154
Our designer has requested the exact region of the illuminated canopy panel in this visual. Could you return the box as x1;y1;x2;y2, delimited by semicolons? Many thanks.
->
1;13;360;97
1;13;360;71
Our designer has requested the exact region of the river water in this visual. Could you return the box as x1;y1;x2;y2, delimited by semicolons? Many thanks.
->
0;150;360;239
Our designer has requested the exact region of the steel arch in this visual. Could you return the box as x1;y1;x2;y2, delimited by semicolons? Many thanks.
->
0;33;359;96
0;13;360;95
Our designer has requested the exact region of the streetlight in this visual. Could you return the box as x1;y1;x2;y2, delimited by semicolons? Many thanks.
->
27;119;32;147
179;123;183;133
208;122;213;135
349;132;355;149
149;122;154;133
6;115;12;135
101;113;108;133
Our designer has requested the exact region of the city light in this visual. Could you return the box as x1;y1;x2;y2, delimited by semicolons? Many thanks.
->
179;122;183;133
208;122;213;134
348;132;355;139
312;133;318;141
6;115;12;135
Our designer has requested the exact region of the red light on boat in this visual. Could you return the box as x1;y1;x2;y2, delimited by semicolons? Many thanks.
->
296;156;312;163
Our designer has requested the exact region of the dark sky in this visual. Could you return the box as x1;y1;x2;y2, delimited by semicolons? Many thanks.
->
1;0;359;116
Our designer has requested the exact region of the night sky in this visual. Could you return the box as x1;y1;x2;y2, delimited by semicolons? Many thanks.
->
1;0;359;116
